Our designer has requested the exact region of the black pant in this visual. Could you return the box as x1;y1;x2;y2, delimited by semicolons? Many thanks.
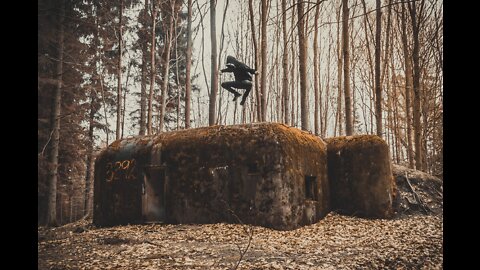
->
221;80;252;105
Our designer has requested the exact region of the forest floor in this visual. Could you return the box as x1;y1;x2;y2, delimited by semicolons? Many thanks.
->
38;211;443;270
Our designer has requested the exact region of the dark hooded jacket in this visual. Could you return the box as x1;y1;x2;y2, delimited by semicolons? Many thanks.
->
221;55;256;82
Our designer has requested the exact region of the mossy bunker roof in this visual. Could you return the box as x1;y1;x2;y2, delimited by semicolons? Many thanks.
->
93;122;329;230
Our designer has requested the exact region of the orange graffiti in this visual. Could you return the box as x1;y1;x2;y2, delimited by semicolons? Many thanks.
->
105;159;137;182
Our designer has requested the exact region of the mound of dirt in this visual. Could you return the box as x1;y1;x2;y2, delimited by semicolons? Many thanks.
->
392;164;443;216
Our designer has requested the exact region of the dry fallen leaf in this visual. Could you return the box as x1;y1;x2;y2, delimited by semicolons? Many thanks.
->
38;212;442;270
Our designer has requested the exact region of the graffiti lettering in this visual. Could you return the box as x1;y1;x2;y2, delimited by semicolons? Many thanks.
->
126;159;136;180
105;159;136;182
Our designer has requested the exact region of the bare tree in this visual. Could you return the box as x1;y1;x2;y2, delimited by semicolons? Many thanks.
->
84;12;103;217
209;0;218;126
281;0;289;125
290;4;296;126
185;0;193;129
159;0;176;132
46;0;65;226
342;0;353;135
174;24;182;130
84;89;96;217
121;61;132;138
323;22;333;137
248;0;260;122
374;0;382;137
139;0;149;135
408;0;425;170
260;0;269;122
335;2;343;136
297;0;309;131
217;0;230;125
116;0;124;140
313;1;320;135
147;0;157;135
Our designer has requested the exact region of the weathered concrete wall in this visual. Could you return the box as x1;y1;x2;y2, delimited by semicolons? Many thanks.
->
93;123;329;230
273;124;330;228
93;136;155;226
155;123;329;230
325;135;396;218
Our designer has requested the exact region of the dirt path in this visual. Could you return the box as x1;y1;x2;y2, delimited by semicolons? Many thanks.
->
38;212;442;270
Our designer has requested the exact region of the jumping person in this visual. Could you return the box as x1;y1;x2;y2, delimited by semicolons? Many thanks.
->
220;55;257;106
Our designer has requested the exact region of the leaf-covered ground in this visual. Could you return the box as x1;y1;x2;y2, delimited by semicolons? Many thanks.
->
38;212;442;270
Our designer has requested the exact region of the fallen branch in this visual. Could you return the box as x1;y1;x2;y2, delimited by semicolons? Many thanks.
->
220;200;254;270
405;172;431;214
233;225;253;270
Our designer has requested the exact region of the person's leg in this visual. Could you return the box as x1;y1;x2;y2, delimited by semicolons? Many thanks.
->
239;80;253;105
221;81;241;101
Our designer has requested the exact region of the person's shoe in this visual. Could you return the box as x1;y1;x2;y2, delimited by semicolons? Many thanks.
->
233;93;241;101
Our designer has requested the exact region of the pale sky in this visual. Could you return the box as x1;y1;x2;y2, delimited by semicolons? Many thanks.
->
95;0;442;147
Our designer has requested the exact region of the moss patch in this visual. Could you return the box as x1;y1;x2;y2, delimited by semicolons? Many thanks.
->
94;123;329;230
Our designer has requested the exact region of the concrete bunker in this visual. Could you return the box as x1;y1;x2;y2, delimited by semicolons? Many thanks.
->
93;123;330;230
325;135;396;218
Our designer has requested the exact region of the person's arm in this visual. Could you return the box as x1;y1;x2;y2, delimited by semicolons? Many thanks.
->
235;65;256;74
220;63;235;73
239;62;256;74
246;68;257;74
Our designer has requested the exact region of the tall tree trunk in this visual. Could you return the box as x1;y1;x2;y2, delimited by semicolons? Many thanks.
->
290;5;296;126
408;0;424;170
159;2;175;132
296;67;300;126
209;0;218;126
381;0;392;84
323;31;332;137
274;4;281;123
175;27;181;130
139;0;149;135
85;13;103;217
297;0;309;131
46;0;65;226
147;0;157;135
139;52;147;134
116;0;124;140
281;0;289;125
386;68;394;161
342;0;353;135
335;6;343;136
374;0;382;137
313;1;320;135
185;0;192;129
400;4;414;168
84;88;96;218
421;74;429;173
392;68;401;164
260;0;269;122
360;0;375;134
99;71;109;145
195;0;209;126
350;13;356;132
122;62;131;138
217;0;230;125
94;7;109;145
248;0;260;122
382;0;394;144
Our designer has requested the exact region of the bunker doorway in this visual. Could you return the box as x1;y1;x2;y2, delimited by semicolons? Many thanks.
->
142;166;167;222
